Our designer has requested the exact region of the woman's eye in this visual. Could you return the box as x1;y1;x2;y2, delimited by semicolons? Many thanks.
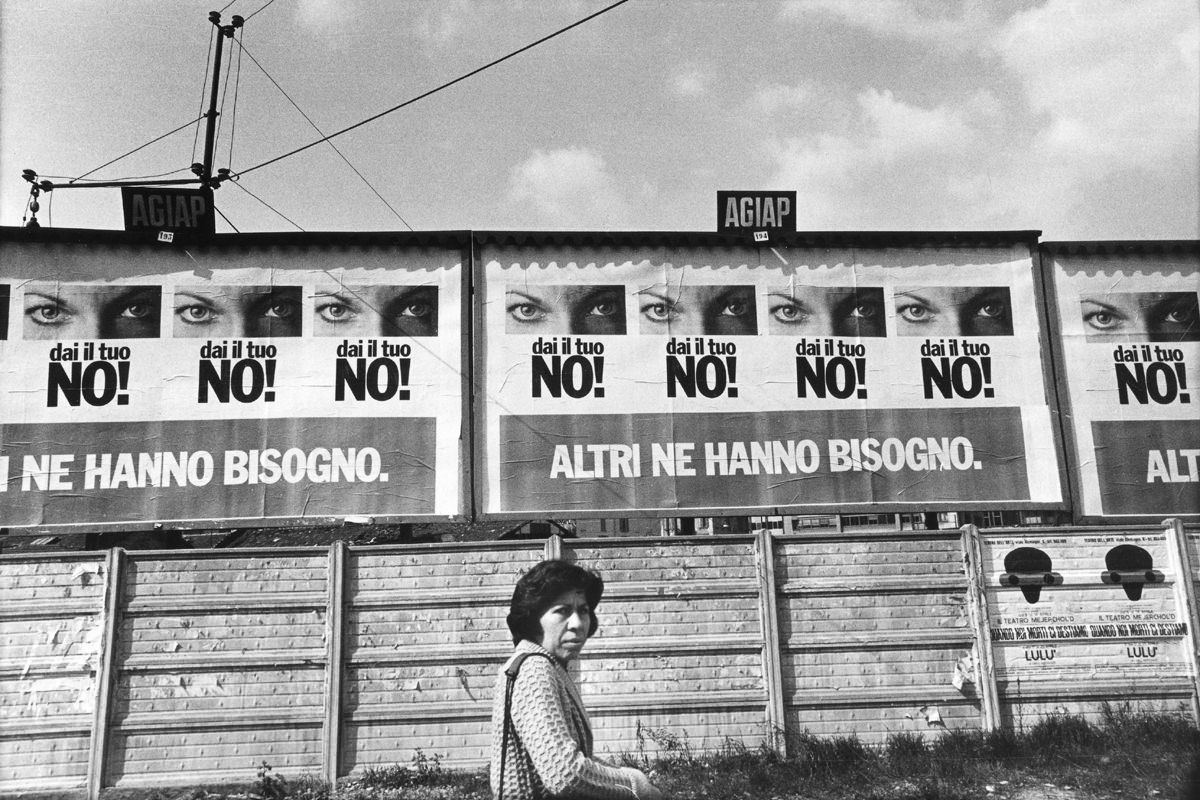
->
508;302;546;323
588;301;617;317
641;302;675;322
177;305;216;325
264;300;298;320
317;302;354;323
1162;305;1197;325
120;303;153;320
848;302;879;319
976;302;1006;319
770;303;806;323
721;300;749;317
898;303;933;323
28;303;68;326
400;301;431;318
1083;310;1120;330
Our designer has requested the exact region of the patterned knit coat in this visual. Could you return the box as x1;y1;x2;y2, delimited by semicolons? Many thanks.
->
490;640;639;799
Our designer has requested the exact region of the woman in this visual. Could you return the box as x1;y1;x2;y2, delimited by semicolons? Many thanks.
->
893;285;1014;337
1078;291;1198;342
491;560;664;800
766;285;886;337
23;283;162;340
313;285;439;337
172;285;302;338
636;284;757;336
505;285;627;335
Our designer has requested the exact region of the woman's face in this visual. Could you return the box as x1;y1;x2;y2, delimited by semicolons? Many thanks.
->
767;286;886;337
537;588;591;663
505;285;626;335
637;284;758;335
23;284;161;340
314;286;439;337
173;285;302;338
894;286;1013;337
1080;291;1199;342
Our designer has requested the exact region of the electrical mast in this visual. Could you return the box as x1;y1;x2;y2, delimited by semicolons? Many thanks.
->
21;12;242;228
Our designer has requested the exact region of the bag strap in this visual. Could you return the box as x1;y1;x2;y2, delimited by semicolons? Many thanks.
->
498;651;553;800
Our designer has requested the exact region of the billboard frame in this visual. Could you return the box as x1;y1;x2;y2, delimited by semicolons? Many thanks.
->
0;226;476;534
1039;240;1200;525
471;229;1071;522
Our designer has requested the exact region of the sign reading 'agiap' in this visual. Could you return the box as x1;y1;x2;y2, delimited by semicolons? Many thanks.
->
121;187;215;236
717;190;796;241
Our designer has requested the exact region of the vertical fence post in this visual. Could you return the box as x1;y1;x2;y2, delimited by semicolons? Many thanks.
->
322;541;347;787
1164;517;1200;724
86;547;125;800
545;533;563;561
753;529;787;756
960;525;1001;732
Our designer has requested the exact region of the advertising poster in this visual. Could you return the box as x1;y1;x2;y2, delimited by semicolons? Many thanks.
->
476;234;1064;517
1044;243;1199;520
981;531;1190;685
0;232;467;529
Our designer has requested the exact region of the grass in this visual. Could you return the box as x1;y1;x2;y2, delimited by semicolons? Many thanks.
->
77;705;1199;800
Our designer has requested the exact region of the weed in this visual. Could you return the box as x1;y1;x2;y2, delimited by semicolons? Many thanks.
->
1026;710;1097;756
632;721;702;770
253;762;288;800
353;749;448;790
885;731;928;767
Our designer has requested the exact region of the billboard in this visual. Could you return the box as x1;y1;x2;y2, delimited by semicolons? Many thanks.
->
981;530;1190;688
1043;243;1199;521
476;234;1066;518
0;231;468;529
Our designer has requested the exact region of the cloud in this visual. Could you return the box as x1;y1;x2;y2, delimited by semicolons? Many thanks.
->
765;0;1199;237
506;147;632;228
994;0;1198;172
294;0;357;32
779;0;991;47
764;88;1004;228
752;83;812;115
410;0;474;43
672;67;708;98
985;0;1199;237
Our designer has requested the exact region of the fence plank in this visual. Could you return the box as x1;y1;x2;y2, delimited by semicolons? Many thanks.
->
87;548;125;800
960;526;1001;731
1165;517;1200;724
754;530;787;755
323;541;346;785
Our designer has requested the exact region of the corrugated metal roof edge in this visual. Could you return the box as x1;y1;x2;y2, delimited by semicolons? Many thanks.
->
473;230;1043;248
0;226;473;249
1;226;1042;250
1041;240;1199;256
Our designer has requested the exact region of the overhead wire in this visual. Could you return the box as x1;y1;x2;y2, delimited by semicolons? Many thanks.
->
230;180;304;231
233;38;415;230
226;25;244;168
70;115;206;183
192;24;216;165
214;205;241;233
244;0;277;23
231;0;634;180
43;167;195;183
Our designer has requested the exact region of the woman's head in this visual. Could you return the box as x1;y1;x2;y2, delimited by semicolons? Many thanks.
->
507;560;604;656
504;285;627;335
636;284;758;335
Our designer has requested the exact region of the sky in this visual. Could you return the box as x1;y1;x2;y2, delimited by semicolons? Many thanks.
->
1;0;1197;240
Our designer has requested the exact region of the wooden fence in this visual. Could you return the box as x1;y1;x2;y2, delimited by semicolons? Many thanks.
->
2;522;1197;797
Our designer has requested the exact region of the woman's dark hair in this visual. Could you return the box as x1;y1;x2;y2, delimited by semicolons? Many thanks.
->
507;560;603;645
